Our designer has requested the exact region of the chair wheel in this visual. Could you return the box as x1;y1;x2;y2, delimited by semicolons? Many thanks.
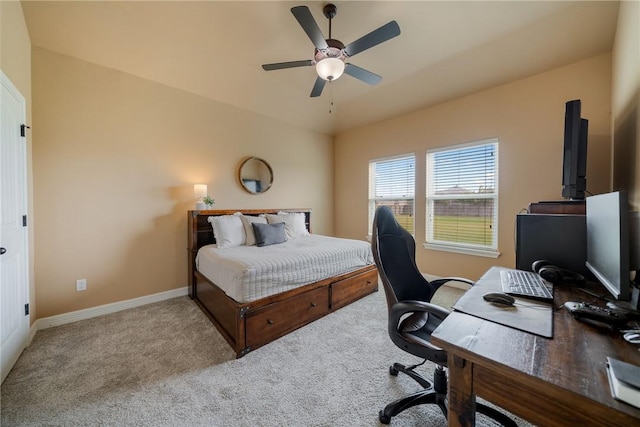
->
379;410;391;424
389;365;398;376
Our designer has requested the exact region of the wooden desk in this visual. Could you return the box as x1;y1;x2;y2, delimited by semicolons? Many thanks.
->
431;266;640;427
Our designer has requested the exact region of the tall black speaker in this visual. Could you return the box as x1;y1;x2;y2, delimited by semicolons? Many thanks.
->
516;214;591;278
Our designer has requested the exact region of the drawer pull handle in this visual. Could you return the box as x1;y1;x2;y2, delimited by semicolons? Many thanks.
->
310;302;317;307
267;319;274;325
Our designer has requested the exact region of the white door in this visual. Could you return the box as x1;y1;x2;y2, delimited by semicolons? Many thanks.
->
1;70;30;383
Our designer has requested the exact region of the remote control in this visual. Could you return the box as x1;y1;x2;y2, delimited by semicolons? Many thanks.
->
564;301;629;327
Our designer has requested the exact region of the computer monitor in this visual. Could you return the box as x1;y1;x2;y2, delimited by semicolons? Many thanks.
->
561;100;588;200
585;191;639;310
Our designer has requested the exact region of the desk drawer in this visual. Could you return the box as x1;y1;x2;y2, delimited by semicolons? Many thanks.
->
245;286;329;348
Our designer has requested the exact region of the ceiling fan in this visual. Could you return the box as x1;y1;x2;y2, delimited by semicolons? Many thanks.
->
262;4;400;97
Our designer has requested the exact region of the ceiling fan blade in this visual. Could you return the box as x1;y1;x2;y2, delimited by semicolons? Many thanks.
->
344;21;401;57
262;60;313;71
344;64;382;85
310;76;326;97
291;6;329;50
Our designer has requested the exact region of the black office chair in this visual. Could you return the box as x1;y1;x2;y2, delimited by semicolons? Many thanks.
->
372;206;516;425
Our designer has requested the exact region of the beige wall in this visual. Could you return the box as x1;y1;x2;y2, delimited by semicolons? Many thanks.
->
0;1;34;323
32;48;333;318
334;54;612;281
612;0;640;209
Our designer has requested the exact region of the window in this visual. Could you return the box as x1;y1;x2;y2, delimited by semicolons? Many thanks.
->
368;154;415;235
426;139;499;257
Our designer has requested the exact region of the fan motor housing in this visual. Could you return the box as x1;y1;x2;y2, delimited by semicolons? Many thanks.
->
314;39;346;64
325;38;345;50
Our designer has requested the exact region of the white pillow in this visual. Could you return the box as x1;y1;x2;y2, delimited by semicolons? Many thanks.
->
279;212;310;238
207;214;245;248
240;215;268;246
265;212;309;239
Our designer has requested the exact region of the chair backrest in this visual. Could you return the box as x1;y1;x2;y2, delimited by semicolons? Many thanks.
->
372;206;437;310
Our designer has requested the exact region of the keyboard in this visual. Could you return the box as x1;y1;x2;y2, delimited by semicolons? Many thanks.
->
500;269;554;301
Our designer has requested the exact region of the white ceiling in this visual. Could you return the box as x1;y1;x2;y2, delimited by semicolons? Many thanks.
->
21;1;620;136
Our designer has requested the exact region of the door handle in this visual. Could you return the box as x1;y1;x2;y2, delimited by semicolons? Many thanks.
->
0;247;6;255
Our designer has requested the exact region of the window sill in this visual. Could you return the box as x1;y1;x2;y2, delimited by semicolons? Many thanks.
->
422;243;500;259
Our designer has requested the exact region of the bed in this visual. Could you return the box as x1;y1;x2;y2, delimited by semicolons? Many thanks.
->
187;209;378;357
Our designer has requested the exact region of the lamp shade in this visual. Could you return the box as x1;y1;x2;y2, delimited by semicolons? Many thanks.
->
194;184;207;200
316;57;345;81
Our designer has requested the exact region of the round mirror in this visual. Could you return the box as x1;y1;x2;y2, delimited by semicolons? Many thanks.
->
238;157;273;194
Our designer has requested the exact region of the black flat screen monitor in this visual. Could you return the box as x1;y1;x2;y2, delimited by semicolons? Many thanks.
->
561;99;588;200
585;191;637;309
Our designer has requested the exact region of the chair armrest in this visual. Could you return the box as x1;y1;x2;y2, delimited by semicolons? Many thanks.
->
390;300;450;325
389;300;450;357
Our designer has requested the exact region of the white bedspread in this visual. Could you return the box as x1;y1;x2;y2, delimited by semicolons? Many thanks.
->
195;234;374;303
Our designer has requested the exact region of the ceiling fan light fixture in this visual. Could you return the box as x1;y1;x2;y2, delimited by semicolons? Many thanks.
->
262;5;401;97
316;57;345;81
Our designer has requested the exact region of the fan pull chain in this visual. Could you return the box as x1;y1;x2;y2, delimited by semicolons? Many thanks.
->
329;82;334;114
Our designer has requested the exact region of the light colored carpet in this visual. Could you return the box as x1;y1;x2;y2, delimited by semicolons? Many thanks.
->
1;284;530;426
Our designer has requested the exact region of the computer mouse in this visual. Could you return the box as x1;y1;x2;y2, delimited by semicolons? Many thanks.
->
483;292;516;306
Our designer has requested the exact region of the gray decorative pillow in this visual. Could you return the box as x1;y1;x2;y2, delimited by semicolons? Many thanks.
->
252;222;287;247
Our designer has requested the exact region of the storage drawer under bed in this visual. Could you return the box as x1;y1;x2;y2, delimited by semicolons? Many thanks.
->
331;268;378;310
245;286;330;349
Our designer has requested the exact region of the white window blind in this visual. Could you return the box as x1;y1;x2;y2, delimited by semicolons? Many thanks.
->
426;139;498;254
368;154;415;235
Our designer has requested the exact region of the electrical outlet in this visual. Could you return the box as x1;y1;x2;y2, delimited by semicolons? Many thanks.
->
76;279;87;292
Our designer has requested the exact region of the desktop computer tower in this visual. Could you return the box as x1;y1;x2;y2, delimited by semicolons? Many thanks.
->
516;214;591;278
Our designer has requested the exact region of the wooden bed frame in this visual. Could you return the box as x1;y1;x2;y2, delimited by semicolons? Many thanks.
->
187;209;378;358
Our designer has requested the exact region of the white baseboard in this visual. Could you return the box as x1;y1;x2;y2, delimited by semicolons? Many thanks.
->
422;273;472;290
34;287;189;331
28;322;38;345
441;281;472;290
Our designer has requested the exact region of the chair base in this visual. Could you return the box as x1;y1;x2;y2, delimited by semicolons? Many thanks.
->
380;362;518;426
380;363;447;424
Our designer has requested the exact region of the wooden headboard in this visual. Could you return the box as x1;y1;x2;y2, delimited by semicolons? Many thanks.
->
186;208;312;297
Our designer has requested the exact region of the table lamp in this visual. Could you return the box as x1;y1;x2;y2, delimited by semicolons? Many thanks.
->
194;184;207;210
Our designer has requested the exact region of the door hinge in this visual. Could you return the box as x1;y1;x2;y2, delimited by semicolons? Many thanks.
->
24;304;29;316
23;215;27;227
20;124;30;137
